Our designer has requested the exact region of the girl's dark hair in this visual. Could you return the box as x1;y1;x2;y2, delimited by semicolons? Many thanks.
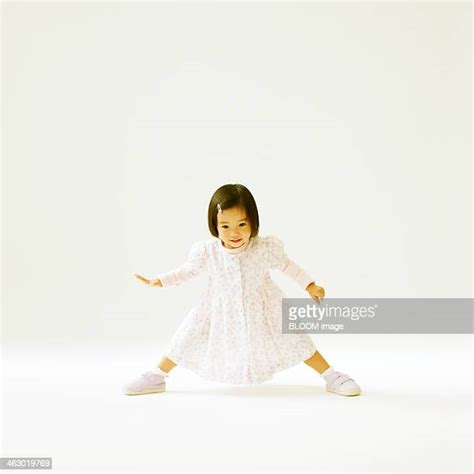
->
208;184;260;237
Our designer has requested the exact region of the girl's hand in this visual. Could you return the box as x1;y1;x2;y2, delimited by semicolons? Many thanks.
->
306;282;325;304
133;273;162;287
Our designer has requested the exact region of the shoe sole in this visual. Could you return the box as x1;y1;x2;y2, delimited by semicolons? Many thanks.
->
124;386;166;396
326;386;361;396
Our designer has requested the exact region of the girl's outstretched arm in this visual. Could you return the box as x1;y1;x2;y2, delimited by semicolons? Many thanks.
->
154;241;208;287
133;273;162;286
281;259;315;292
267;236;318;291
305;282;325;304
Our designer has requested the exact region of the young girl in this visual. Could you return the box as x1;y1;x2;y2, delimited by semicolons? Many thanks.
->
124;183;361;397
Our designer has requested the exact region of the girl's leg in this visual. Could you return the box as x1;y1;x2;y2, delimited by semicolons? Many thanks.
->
156;355;177;373
304;350;330;374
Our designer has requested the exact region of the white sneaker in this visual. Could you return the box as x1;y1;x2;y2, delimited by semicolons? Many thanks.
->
123;370;167;396
322;367;361;396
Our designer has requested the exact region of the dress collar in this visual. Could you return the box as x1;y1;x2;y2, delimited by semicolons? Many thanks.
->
217;236;253;254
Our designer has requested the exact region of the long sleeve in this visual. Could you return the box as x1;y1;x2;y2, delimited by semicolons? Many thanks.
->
156;241;208;287
267;236;315;291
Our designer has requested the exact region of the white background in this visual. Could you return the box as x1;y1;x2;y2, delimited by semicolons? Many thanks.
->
2;1;472;473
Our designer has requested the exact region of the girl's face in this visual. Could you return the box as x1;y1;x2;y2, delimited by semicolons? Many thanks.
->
217;206;252;249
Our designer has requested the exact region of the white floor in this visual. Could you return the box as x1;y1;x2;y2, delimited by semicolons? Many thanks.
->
1;335;472;473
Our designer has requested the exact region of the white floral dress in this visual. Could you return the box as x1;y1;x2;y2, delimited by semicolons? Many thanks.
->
156;235;318;385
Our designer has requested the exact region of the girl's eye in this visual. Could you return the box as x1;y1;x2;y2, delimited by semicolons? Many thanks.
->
221;223;246;228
